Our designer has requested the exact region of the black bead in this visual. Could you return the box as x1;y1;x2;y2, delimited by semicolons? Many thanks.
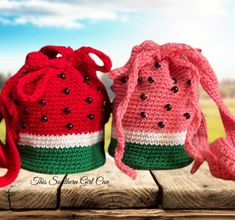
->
148;77;155;84
41;115;48;122
59;73;66;79
66;123;73;129
140;112;146;118
164;104;172;111
154;62;161;69
171;86;179;93
138;76;143;83
172;77;177;84
158;121;165;128
187;79;192;85
120;76;129;84
88;114;94;120
140;93;147;100
184;112;191;119
22;109;28;115
39;99;46;106
63;107;71;114
63;88;70;95
86;97;92;104
84;75;90;83
21;123;26;129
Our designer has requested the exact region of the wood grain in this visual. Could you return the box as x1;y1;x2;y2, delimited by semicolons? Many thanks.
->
1;209;235;220
7;169;65;209
0;169;10;209
152;163;235;209
60;157;159;209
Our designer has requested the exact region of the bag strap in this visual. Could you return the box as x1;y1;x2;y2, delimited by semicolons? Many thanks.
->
163;43;235;180
74;46;112;73
0;93;20;187
109;41;161;179
40;45;73;59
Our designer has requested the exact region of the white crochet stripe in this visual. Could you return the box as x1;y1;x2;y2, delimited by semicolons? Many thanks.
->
18;130;104;149
112;127;187;146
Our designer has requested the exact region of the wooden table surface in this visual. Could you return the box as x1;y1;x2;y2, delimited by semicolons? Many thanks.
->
0;156;235;220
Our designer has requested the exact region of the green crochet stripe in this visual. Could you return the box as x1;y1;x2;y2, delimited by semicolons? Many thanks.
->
108;138;192;170
18;142;105;174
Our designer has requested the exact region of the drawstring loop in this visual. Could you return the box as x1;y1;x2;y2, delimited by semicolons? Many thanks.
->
15;46;112;103
162;43;235;179
73;46;112;73
161;49;207;171
15;46;74;103
110;41;161;179
73;46;112;124
0;94;20;187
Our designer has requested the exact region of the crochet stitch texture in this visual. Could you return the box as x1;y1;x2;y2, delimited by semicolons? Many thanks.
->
109;40;235;181
0;45;112;187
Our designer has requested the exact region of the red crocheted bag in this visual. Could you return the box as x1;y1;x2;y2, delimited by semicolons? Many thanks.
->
0;45;112;187
108;40;235;180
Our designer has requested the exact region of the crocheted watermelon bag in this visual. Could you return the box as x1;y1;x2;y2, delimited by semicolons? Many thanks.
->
108;40;235;180
0;45;112;187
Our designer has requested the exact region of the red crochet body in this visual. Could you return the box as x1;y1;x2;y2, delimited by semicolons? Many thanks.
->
0;45;112;187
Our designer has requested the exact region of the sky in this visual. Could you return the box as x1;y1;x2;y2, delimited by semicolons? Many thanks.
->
0;0;235;80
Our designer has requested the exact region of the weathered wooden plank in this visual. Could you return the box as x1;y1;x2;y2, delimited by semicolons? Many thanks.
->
8;169;65;209
0;169;10;209
60;157;159;208
1;209;235;220
152;163;235;209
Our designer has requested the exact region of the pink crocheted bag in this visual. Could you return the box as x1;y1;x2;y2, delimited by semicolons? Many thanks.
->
108;40;235;180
